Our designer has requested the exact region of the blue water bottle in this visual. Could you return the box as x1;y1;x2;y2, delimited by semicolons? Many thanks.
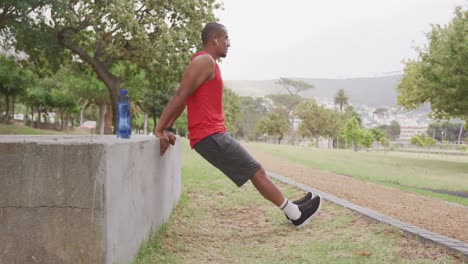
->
117;89;131;139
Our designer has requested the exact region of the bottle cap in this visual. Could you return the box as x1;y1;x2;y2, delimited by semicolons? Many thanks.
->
120;89;128;96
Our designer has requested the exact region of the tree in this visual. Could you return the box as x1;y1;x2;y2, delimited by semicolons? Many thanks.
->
0;1;49;30
270;78;314;135
22;84;50;126
8;0;219;132
257;107;290;144
373;107;387;118
371;128;386;149
174;111;187;137
276;78;314;95
294;99;333;147
428;121;467;143
333;89;349;113
380;137;390;150
0;54;32;122
35;70;80;130
325;110;343;148
54;64;109;133
397;7;467;122
411;134;437;149
343;105;362;126
359;129;375;148
340;117;362;149
235;96;267;141
140;84;174;128
267;93;302;120
49;88;78;130
378;120;400;141
223;87;240;135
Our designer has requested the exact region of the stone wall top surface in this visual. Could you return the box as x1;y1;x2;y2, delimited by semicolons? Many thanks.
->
0;135;157;145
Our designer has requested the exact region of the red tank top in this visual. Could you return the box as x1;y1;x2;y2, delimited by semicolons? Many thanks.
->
187;51;227;148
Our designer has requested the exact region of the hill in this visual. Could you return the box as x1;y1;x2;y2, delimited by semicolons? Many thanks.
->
224;75;402;107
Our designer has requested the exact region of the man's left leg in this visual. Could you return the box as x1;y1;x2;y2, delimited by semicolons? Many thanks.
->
250;166;322;227
250;167;285;207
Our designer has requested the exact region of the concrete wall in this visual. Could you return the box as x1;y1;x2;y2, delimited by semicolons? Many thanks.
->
0;136;181;264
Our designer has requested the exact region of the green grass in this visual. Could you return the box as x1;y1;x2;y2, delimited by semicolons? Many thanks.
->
248;143;468;206
0;124;91;135
133;139;461;263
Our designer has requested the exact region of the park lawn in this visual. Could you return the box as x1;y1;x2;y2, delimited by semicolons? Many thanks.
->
0;124;91;135
247;142;468;206
133;139;460;263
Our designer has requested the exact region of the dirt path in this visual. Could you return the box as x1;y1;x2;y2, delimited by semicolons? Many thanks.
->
245;144;468;243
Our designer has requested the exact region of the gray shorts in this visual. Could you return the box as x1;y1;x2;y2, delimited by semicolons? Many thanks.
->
194;132;261;187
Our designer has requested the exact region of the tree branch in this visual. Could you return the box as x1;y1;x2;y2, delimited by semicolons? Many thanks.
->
58;29;119;87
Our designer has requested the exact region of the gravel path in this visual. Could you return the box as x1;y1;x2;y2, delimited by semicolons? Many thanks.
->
245;144;468;243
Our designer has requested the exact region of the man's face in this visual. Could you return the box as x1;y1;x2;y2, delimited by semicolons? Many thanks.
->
215;28;230;58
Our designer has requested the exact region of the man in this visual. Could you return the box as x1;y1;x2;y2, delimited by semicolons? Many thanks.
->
155;22;321;228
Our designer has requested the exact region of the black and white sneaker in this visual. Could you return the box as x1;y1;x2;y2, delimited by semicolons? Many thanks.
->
291;195;322;228
285;192;313;222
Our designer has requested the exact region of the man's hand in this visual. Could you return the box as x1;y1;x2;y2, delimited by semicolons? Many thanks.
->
165;130;177;146
155;129;170;156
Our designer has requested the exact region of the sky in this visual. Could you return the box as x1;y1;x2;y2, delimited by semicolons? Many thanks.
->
214;0;466;80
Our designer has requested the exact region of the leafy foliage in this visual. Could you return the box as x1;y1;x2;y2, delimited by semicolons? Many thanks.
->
223;87;240;134
267;93;302;118
427;121;466;143
411;134;437;148
340;117;362;148
333;88;349;113
6;0;220;131
359;129;375;148
257;107;290;144
0;54;34;122
276;78;314;95
235;96;268;140
397;7;467;121
378;121;401;141
294;99;334;146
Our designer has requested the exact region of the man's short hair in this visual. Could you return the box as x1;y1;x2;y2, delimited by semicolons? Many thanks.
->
201;22;225;45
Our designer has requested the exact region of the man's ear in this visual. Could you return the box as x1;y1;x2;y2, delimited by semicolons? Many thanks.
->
214;38;218;46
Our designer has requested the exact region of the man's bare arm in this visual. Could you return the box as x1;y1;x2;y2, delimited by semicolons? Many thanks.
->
167;105;186;129
155;55;214;155
156;55;214;132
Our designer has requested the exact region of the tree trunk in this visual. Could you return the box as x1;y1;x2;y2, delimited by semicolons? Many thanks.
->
64;114;69;130
79;101;89;125
12;96;16;118
60;111;64;130
315;135;319;148
5;95;10;122
42;112;47;124
30;107;34;126
104;103;113;134
458;122;465;144
36;108;41;127
153;116;158;135
59;32;121;133
80;108;84;126
98;103;107;135
143;112;148;135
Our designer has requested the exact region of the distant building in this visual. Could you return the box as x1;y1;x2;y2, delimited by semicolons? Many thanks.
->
13;113;24;120
397;125;428;144
292;117;302;131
